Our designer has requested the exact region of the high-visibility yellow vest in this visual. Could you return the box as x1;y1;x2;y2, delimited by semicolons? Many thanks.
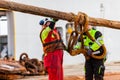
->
84;29;104;51
74;28;104;51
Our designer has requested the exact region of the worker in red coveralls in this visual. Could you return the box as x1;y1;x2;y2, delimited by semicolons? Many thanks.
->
39;18;65;80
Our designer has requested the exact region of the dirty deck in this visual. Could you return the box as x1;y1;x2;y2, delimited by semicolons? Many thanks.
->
13;62;120;80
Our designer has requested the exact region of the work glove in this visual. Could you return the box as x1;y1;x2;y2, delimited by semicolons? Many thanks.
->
73;42;81;50
49;21;55;29
87;49;92;56
48;18;58;29
52;18;59;22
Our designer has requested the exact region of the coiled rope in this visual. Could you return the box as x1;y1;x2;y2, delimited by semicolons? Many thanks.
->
68;12;106;59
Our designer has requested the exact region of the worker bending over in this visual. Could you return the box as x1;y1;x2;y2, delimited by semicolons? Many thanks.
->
74;25;106;80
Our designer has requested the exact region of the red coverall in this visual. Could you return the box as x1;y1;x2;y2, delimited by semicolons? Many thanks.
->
40;26;64;80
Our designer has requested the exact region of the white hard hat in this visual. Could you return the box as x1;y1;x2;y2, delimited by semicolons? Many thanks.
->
39;18;52;25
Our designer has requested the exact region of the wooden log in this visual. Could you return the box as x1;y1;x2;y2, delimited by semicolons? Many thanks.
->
0;0;120;29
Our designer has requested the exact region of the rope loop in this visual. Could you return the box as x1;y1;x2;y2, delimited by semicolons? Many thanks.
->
67;12;89;56
74;12;89;34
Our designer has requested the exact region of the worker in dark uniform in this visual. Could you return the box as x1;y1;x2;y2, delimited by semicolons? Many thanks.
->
74;25;106;80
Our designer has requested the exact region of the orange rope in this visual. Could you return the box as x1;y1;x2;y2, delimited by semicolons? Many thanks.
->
68;12;106;59
68;12;89;56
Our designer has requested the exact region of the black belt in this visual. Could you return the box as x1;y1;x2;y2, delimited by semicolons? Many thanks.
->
43;40;62;47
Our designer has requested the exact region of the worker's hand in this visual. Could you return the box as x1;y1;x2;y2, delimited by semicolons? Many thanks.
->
52;18;59;22
87;49;92;56
64;46;69;53
49;21;55;29
73;42;81;50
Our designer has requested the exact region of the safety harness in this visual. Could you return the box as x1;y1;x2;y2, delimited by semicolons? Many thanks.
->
40;27;65;53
